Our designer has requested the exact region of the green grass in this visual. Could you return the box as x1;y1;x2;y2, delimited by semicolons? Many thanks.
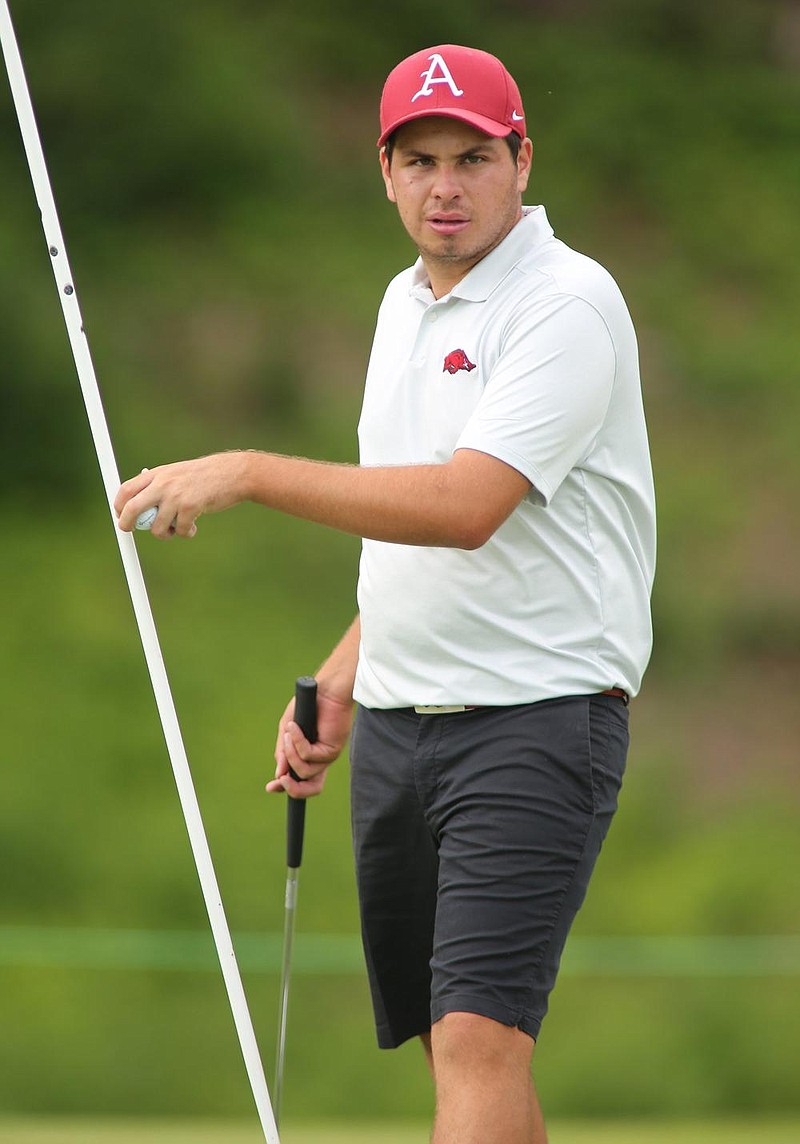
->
1;1120;800;1144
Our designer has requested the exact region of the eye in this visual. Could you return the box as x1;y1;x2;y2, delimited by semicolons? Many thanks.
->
462;153;486;165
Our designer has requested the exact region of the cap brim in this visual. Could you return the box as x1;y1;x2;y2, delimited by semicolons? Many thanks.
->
378;107;519;147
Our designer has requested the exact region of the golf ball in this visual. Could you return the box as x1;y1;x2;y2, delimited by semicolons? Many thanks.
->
135;506;158;531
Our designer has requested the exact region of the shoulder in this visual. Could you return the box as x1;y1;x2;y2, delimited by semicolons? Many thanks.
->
524;237;630;318
504;238;636;350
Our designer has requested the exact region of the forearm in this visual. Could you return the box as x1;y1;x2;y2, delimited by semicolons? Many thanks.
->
242;451;460;545
241;449;524;549
315;615;360;705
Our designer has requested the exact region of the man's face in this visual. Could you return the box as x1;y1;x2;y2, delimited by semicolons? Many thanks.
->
380;116;532;297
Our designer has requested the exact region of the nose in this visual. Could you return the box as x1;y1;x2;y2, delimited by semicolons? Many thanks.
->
430;163;462;200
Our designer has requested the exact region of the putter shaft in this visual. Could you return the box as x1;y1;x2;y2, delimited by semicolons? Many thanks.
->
273;677;317;1128
274;867;299;1127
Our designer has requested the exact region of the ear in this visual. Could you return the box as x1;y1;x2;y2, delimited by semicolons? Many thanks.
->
379;147;398;203
516;138;533;194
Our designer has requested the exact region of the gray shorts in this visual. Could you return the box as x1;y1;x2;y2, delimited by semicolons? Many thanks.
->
349;695;629;1048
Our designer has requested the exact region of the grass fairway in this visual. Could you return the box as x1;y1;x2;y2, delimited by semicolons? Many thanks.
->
1;1120;799;1143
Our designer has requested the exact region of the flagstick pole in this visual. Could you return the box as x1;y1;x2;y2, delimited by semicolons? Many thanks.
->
0;6;279;1139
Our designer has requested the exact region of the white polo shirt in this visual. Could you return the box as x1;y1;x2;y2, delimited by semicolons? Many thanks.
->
354;206;656;708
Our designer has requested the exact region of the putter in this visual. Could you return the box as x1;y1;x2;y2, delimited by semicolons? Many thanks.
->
274;675;318;1128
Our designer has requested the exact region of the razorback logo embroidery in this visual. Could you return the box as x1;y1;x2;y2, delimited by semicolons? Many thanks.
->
443;349;476;375
412;53;464;103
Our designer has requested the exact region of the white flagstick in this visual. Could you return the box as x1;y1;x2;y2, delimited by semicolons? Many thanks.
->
0;6;279;1141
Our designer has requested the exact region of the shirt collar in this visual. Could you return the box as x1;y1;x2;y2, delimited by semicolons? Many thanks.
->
409;205;553;305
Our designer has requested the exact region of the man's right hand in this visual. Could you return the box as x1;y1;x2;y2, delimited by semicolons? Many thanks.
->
267;686;354;799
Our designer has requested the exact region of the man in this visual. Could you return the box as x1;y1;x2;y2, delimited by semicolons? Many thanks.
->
116;44;656;1144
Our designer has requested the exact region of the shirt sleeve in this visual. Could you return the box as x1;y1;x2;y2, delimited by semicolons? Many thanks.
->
455;293;616;506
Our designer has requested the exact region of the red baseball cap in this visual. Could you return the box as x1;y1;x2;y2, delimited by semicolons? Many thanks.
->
378;45;526;147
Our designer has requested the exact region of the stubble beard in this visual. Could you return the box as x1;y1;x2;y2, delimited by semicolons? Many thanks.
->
416;200;522;283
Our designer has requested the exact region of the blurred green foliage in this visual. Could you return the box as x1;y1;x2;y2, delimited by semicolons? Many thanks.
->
1;0;799;1125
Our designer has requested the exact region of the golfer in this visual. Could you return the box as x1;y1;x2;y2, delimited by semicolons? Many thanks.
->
116;44;656;1144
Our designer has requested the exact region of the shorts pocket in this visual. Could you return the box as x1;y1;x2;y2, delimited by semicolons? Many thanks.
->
587;697;629;817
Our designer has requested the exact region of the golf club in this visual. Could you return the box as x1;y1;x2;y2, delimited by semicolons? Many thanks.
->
274;675;318;1128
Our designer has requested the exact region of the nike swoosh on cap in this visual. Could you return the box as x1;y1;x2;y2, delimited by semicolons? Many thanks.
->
512;110;524;121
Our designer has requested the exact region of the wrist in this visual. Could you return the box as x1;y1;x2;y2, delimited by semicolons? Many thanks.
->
237;449;265;503
316;653;357;707
315;669;356;708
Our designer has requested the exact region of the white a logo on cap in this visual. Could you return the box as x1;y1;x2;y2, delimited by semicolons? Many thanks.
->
411;53;464;102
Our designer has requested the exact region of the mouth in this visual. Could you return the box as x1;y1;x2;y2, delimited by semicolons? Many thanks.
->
426;215;470;236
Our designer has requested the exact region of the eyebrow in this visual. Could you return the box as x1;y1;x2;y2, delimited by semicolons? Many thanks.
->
398;142;493;161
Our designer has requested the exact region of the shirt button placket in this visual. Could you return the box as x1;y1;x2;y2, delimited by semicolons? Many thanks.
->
411;305;439;367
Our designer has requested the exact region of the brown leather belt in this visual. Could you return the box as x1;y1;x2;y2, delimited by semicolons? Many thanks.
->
601;687;629;704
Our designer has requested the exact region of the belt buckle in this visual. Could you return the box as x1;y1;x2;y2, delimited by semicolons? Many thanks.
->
414;704;469;715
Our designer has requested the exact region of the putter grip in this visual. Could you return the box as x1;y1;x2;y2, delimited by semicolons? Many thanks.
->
287;675;318;869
